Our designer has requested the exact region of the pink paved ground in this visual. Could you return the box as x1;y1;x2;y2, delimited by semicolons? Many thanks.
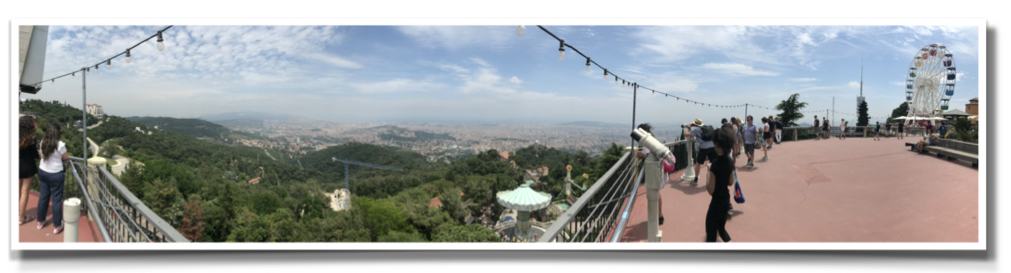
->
618;135;979;242
18;191;104;243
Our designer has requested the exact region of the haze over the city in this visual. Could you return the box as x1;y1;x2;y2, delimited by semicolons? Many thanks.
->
30;25;979;126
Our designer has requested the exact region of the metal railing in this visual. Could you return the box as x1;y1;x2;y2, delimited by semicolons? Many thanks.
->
68;157;189;243
539;151;637;243
540;140;692;243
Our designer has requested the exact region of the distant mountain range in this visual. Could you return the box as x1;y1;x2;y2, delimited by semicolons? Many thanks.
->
198;111;304;122
557;121;626;128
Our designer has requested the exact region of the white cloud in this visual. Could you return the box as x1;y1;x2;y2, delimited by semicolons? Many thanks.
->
789;78;819;82
509;76;522;84
350;78;444;94
701;63;778;76
300;52;362;69
398;26;516;50
848;81;861;89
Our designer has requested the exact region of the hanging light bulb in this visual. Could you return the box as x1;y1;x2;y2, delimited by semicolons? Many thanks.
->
585;58;591;72
558;40;565;60
604;69;609;80
157;30;165;51
126;49;131;63
517;25;525;37
52;79;55;85
107;59;111;70
72;72;75;79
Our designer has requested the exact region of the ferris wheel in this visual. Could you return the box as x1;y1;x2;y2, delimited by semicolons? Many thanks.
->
904;44;956;123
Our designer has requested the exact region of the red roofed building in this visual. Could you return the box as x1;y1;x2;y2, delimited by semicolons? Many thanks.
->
429;197;443;208
499;151;510;160
247;177;261;184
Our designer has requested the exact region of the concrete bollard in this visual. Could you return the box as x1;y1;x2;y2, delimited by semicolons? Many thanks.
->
63;198;82;242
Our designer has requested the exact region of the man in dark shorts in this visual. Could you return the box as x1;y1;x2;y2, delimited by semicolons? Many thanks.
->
898;122;904;139
873;121;881;140
684;118;716;186
742;116;759;168
822;117;830;139
813;115;820;140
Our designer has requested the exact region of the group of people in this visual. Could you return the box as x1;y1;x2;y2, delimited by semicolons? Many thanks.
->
632;115;786;243
18;115;69;235
813;115;850;140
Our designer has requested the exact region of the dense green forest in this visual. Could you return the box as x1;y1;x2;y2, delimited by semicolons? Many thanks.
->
18;99;624;242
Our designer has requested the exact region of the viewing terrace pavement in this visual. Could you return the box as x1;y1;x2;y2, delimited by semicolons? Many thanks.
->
617;136;979;242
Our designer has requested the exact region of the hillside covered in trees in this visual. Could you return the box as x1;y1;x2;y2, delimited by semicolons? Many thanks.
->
18;99;625;243
126;116;231;139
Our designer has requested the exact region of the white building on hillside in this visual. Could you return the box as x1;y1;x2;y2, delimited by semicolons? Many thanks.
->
86;103;105;118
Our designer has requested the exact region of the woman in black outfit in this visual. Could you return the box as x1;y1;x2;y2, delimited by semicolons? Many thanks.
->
705;126;736;242
18;116;39;225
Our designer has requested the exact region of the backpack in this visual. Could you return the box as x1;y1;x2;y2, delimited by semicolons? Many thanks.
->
698;125;715;142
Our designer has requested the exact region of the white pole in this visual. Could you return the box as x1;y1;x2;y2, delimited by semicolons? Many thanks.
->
681;132;696;181
63;198;82;242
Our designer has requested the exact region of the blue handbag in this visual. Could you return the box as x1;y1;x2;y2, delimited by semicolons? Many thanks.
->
734;170;745;203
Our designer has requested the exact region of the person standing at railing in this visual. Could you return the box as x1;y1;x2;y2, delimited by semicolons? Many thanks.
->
731;117;743;160
742;116;759;169
705;126;736;243
766;115;775;149
774;117;783;144
873;122;881;141
684;119;716;187
822;117;830;140
813;115;820;140
635;123;667;225
898;122;905;140
839;119;847;140
18;116;40;226
760;117;770;161
885;123;892;138
37;123;69;234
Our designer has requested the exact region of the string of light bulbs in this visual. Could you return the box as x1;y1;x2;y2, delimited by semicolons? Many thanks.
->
524;25;899;120
528;25;759;110
28;25;174;87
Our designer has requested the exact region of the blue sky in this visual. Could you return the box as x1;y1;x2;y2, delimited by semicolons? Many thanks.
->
29;25;980;127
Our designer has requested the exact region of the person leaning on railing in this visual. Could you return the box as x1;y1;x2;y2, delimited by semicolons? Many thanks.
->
37;122;70;234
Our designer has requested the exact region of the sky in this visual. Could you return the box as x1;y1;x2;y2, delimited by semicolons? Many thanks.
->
25;24;980;127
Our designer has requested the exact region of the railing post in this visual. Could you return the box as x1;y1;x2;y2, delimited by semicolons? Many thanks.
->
681;134;696;181
864;127;868;137
63;198;82;242
793;128;798;141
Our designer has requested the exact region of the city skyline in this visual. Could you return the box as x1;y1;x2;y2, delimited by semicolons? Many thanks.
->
27;24;980;127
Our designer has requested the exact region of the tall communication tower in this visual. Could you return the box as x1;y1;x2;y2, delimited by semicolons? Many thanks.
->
856;59;865;116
